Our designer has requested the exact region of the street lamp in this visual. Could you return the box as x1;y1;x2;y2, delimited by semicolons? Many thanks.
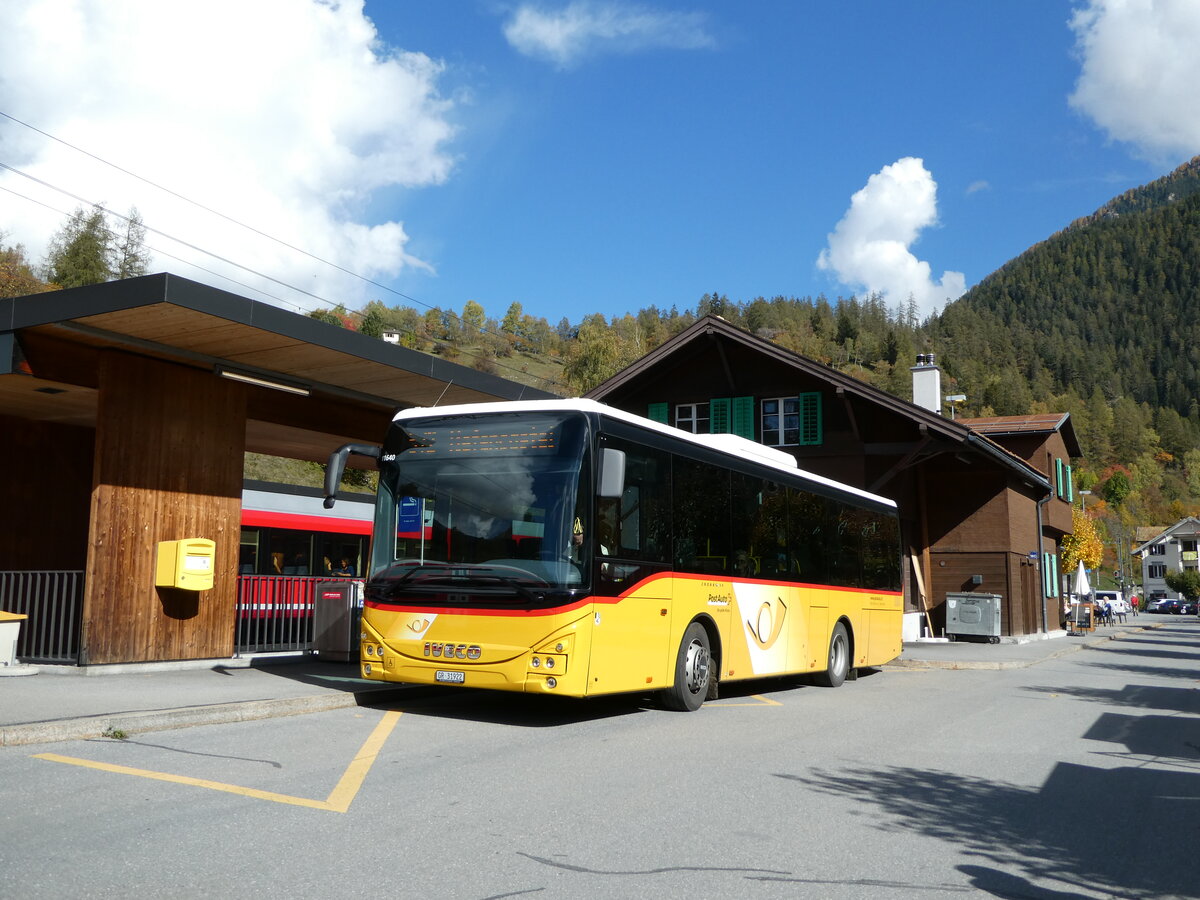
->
1079;489;1092;513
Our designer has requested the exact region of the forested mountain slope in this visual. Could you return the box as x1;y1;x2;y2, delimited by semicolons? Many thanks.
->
930;156;1200;418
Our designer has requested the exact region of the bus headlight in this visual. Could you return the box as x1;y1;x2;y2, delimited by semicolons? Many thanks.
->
364;663;372;675
546;677;557;688
528;654;566;674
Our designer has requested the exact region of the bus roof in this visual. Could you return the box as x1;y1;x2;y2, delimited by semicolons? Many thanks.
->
393;398;897;511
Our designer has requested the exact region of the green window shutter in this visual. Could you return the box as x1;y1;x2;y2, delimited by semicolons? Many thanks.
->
710;397;731;434
1051;554;1060;597
797;392;823;445
1055;458;1064;499
647;402;668;424
1042;553;1052;596
1066;465;1074;503
731;396;755;439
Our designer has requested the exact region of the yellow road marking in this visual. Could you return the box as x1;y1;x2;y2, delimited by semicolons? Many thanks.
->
711;693;782;707
33;709;402;813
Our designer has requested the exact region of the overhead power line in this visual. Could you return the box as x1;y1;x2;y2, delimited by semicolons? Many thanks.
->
0;110;566;389
0;109;564;352
0;168;564;390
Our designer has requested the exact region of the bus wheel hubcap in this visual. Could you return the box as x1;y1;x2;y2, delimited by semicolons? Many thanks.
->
685;641;709;693
831;636;846;673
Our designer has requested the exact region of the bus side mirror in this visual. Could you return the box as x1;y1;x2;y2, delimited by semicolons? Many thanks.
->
598;448;626;499
324;443;381;508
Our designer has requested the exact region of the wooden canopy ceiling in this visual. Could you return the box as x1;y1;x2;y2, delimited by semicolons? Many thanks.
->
1;274;556;462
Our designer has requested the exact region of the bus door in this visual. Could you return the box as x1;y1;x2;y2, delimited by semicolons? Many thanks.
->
586;443;674;696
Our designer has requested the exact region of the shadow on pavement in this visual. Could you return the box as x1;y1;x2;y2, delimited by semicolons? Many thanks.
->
1022;683;1200;716
775;761;1199;899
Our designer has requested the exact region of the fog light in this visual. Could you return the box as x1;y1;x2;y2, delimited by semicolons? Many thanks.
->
531;657;540;668
546;677;557;688
364;663;372;675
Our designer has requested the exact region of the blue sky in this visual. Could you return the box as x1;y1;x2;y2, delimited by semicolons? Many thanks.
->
2;1;1198;325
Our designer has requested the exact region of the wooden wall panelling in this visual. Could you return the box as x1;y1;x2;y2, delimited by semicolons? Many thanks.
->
82;352;245;664
0;415;93;570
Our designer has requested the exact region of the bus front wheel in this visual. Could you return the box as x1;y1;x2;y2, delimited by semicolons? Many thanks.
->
814;622;850;688
663;622;711;711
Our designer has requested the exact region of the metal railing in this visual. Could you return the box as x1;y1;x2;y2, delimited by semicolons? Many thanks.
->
0;571;84;663
235;575;363;655
0;572;362;662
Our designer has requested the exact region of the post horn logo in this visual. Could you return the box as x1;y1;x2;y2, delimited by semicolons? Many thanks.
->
747;597;788;649
407;618;432;635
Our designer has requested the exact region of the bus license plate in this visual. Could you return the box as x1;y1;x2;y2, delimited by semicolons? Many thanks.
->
435;670;465;684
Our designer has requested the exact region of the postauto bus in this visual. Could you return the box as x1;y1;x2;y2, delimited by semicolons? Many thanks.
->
324;399;903;711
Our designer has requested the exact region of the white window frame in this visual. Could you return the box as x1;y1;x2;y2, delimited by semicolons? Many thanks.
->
675;402;710;434
761;397;800;447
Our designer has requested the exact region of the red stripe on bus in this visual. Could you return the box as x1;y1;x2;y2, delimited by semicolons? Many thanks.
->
240;509;373;535
363;571;902;616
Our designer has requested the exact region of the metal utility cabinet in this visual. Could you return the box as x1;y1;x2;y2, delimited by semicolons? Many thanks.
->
945;592;1003;643
313;581;363;661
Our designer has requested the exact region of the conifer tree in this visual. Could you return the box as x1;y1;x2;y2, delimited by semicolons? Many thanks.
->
44;206;112;288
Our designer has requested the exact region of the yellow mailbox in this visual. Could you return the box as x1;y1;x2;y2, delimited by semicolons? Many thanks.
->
155;539;216;591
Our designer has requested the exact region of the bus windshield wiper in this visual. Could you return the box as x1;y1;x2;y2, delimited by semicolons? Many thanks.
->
371;562;572;604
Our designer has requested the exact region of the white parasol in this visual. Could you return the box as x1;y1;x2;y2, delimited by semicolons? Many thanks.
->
1072;559;1091;600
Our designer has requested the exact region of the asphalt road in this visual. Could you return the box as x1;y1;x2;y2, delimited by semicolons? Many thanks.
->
2;621;1197;899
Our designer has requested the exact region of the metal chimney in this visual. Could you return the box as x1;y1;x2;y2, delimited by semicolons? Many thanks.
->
911;354;942;414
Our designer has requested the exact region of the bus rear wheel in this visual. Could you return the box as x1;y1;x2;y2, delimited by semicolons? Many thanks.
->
814;622;850;688
663;622;711;711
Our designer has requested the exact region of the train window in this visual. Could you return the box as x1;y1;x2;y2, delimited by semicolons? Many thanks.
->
267;532;313;576
318;536;364;577
240;530;260;575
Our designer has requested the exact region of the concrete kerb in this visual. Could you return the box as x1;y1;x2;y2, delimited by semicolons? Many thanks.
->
2;623;1170;747
887;621;1163;671
0;687;414;748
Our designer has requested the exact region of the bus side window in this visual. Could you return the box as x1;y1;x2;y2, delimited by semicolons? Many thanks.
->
603;440;670;564
788;488;829;584
674;455;731;574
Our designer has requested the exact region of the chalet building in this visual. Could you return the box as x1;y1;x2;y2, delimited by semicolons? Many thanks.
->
586;315;1078;637
1133;518;1200;602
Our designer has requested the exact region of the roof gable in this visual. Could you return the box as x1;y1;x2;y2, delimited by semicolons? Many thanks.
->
587;315;1048;489
1133;516;1200;554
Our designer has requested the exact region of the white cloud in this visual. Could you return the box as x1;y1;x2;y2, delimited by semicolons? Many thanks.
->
817;158;966;319
965;180;990;195
502;1;713;68
1069;0;1200;164
0;0;457;312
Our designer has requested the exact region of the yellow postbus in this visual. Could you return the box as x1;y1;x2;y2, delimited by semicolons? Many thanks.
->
325;399;902;711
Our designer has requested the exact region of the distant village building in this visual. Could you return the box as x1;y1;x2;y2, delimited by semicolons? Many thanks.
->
1133;518;1200;601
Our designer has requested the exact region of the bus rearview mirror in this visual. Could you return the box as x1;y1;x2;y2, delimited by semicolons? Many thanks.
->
598;448;626;498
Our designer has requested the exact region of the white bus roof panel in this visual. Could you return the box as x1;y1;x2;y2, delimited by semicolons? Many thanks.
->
393;398;896;510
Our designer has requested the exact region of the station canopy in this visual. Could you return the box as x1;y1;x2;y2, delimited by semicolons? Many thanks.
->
1;273;557;461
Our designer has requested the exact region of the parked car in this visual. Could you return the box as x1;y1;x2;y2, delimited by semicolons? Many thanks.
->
1146;597;1172;613
1178;600;1197;615
1157;599;1185;614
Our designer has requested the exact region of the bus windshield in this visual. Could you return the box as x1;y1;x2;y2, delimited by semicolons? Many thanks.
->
370;410;591;604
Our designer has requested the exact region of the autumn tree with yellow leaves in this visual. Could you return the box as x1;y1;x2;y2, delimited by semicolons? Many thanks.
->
1061;508;1104;572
